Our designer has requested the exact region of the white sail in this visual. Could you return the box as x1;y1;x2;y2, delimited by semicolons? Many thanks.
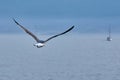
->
107;25;112;41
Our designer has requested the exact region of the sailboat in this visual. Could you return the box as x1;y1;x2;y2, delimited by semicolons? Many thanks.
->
106;26;112;41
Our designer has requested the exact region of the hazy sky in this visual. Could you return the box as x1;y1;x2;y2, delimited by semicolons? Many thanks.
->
0;0;120;33
0;0;120;18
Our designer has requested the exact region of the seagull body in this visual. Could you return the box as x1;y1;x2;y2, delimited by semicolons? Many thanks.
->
13;19;74;48
33;43;45;48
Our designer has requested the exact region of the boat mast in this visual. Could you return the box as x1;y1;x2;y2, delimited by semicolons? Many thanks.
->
108;25;111;38
107;25;112;41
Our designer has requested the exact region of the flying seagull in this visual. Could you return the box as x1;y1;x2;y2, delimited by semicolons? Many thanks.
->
13;19;74;48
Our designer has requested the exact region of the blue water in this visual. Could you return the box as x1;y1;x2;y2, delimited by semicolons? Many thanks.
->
0;34;120;80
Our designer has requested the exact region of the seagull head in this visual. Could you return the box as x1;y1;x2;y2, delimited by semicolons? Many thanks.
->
33;43;45;48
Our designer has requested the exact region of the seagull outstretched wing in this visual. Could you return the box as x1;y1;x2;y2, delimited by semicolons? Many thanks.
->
44;26;74;42
13;19;41;43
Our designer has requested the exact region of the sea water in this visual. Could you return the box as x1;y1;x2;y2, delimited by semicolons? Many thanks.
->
0;34;120;80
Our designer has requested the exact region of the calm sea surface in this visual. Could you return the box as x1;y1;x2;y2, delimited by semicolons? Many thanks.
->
0;34;120;80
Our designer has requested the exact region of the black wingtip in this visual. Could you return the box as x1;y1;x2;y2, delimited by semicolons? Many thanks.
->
69;25;75;31
12;18;19;25
12;18;16;22
71;25;75;29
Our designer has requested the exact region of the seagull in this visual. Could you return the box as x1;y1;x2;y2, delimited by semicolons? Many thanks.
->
13;19;74;48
